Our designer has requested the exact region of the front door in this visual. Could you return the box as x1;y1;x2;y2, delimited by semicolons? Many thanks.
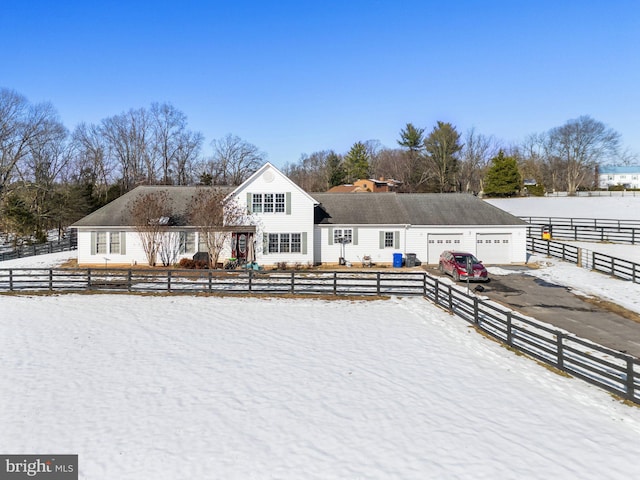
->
231;233;252;263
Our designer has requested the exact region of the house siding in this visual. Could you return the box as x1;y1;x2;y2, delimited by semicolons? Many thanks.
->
230;164;317;266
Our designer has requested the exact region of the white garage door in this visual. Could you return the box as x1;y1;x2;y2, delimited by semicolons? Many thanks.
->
427;234;463;264
476;233;512;264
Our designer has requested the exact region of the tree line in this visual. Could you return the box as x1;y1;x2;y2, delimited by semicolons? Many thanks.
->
0;86;634;245
284;117;630;195
0;88;266;245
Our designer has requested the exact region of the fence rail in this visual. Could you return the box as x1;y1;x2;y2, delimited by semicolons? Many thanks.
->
0;237;77;262
527;237;640;285
523;217;640;245
1;266;638;404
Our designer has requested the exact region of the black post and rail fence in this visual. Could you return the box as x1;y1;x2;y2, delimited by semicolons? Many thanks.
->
1;266;638;404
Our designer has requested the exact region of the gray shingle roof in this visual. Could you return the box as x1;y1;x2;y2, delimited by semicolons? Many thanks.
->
312;193;527;226
71;185;233;227
73;187;526;228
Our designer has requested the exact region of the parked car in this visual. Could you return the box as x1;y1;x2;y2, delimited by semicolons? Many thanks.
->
438;250;489;282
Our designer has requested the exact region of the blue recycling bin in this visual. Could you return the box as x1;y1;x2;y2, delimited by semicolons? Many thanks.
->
393;253;403;268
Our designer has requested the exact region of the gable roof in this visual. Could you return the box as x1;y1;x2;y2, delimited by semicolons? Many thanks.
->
312;192;527;226
226;162;319;205
71;185;233;227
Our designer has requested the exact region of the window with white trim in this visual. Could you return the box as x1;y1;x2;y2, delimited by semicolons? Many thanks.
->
253;193;287;214
96;232;107;254
268;233;303;253
109;231;121;254
384;231;394;248
333;228;353;244
179;232;196;254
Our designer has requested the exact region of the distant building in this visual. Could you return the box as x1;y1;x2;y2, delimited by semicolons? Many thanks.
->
327;177;403;193
598;165;640;189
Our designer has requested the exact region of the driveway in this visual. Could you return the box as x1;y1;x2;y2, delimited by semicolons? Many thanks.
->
424;267;640;358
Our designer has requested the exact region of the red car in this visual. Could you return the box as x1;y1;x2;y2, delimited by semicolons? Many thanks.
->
438;251;489;282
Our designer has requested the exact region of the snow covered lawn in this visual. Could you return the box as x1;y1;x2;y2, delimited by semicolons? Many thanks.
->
2;293;640;479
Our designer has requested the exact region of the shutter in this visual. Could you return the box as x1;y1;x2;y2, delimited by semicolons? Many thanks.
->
120;232;127;255
246;193;252;213
91;232;96;255
302;232;307;255
328;227;333;245
352;228;358;245
379;231;384;249
394;231;400;249
263;232;268;255
286;192;291;215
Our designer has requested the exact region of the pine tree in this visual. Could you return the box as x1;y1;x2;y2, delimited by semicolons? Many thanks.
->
343;142;370;182
483;150;522;197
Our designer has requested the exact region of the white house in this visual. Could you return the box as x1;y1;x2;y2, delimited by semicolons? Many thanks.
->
72;162;528;267
598;165;640;189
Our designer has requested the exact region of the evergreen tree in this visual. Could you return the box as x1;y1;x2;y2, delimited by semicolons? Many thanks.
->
343;142;370;182
424;121;463;192
483;150;522;197
326;151;346;188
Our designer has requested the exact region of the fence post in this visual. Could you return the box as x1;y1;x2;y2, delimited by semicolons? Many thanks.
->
423;272;427;296
506;312;513;345
474;297;479;325
626;358;636;401
87;268;92;290
208;271;212;292
167;270;172;292
49;269;53;291
556;332;565;370
434;278;439;304
333;272;337;295
290;271;295;294
610;257;615;277
9;269;13;291
448;285;453;312
248;270;253;292
127;269;132;292
376;272;381;296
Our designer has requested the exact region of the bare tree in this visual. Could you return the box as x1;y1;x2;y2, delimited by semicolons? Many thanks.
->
150;103;203;185
188;188;247;268
458;128;500;193
101;108;154;190
129;191;174;266
70;122;114;202
0;89;62;201
158;231;181;267
204;134;265;185
547;116;620;194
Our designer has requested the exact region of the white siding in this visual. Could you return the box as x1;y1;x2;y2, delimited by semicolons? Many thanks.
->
315;225;527;266
231;165;317;266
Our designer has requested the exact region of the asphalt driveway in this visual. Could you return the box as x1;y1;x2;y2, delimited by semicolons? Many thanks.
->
425;266;640;358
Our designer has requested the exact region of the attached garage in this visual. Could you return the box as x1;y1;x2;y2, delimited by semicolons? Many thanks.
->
476;233;512;264
427;233;463;264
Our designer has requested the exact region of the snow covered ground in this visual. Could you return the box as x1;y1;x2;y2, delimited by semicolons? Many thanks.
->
2;197;640;479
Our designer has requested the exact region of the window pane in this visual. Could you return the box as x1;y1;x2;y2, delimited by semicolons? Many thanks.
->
264;193;274;213
96;232;107;254
291;233;301;253
252;194;263;213
384;231;393;248
268;233;279;253
280;233;290;253
275;193;285;213
109;231;120;254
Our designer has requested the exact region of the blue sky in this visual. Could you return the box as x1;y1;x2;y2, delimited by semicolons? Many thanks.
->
2;1;639;167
